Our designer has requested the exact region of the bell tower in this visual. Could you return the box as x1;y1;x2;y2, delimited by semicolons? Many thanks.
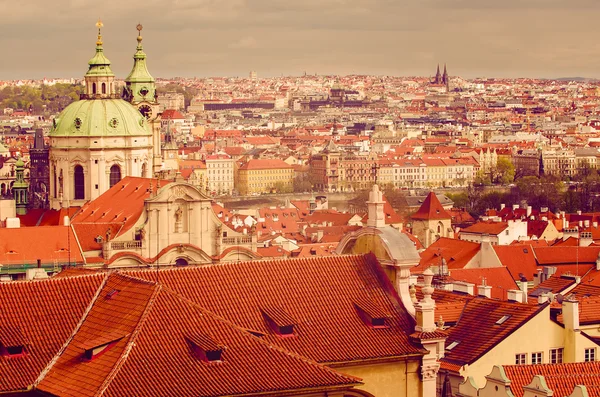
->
124;24;162;177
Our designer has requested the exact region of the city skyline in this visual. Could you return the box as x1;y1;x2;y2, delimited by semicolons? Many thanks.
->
2;0;600;80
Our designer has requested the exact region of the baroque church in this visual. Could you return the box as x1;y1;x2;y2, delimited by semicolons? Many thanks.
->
22;22;259;265
47;21;162;209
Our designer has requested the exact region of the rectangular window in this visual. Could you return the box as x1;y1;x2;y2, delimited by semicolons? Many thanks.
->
585;348;596;362
550;348;563;364
515;353;526;365
531;352;543;364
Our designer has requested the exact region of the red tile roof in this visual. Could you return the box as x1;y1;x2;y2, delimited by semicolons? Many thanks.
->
0;274;105;393
71;177;162;251
533;246;600;266
0;225;84;266
415;238;480;273
238;159;292;170
126;254;425;364
449;267;519;300
37;273;359;397
503;362;600;397
460;221;508;235
494;245;538;280
411;192;451;220
441;298;547;370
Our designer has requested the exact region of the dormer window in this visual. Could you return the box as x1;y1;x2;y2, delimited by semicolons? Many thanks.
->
80;335;124;361
354;299;389;328
2;345;25;357
0;326;27;358
186;332;223;363
261;307;295;337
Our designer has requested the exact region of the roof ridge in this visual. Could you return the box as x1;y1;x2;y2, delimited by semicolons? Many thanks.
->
94;280;162;397
33;273;112;387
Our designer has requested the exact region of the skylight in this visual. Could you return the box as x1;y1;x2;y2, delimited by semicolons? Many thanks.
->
495;315;511;325
446;341;460;351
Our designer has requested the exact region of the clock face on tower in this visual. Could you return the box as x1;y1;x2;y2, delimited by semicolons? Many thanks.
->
139;104;152;120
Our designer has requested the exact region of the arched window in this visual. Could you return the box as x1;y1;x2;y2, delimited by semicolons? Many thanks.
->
175;258;188;267
92;83;96;94
109;164;121;188
74;165;84;200
101;83;106;94
141;163;147;178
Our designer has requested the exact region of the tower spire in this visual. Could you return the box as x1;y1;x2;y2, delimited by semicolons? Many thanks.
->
84;18;115;98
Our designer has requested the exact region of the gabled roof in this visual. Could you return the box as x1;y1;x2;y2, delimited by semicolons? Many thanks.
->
411;192;451;221
494;244;538;280
37;273;359;397
0;273;105;393
126;254;425;364
415;238;480;273
441;298;547;370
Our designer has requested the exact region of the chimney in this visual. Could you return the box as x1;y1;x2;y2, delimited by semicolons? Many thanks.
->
541;206;549;213
316;229;324;242
477;285;492;298
533;269;542;286
507;289;524;303
519;280;528;303
594;221;598;228
562;299;579;330
512;204;519;211
37;259;41;268
537;295;549;304
579;220;583;228
585;220;590;228
578;210;582;216
453;281;475;296
500;203;505;210
526;205;532;217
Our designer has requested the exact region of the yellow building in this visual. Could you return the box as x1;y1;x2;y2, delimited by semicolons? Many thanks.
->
237;159;294;195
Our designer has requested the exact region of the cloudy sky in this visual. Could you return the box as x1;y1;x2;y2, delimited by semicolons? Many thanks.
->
2;0;600;80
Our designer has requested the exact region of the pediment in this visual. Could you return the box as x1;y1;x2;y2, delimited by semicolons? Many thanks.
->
149;181;212;203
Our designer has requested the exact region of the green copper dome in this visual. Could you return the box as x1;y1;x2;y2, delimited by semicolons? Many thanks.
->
49;99;151;137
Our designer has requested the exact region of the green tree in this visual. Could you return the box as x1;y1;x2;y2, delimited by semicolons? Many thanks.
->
492;158;515;185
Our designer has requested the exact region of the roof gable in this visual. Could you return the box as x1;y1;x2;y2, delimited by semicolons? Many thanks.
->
412;192;451;221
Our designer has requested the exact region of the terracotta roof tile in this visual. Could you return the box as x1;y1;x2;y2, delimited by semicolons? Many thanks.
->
503;362;600;397
125;254;425;364
415;238;480;273
449;267;519;300
441;298;546;369
37;273;360;397
0;274;105;393
494;245;538;280
412;192;451;220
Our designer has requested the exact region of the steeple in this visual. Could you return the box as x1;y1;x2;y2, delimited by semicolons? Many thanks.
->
84;19;116;99
435;64;441;84
13;157;29;215
124;23;157;104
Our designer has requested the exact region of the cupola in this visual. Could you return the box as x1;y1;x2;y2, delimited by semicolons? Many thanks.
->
83;19;116;99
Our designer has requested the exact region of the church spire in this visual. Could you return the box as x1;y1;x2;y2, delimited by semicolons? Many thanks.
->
124;23;156;104
84;19;115;99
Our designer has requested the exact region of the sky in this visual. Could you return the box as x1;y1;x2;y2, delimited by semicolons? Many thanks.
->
1;0;600;80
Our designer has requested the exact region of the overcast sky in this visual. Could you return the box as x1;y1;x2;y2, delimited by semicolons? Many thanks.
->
2;0;600;80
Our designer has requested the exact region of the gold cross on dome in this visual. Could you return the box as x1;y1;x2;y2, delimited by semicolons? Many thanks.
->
137;23;143;33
